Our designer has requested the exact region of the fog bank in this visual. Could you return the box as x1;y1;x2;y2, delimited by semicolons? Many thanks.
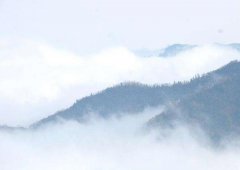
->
1;108;240;170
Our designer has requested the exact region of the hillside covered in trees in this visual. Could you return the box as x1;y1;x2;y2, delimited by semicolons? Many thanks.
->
149;60;240;144
33;60;240;145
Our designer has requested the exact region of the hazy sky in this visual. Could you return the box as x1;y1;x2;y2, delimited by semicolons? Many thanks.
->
0;0;240;54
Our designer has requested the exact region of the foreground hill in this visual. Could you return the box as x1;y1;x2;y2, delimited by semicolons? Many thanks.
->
32;82;190;127
33;60;240;142
149;60;240;144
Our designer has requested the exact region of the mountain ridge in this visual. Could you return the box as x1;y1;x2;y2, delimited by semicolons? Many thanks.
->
148;60;240;144
2;60;240;146
31;60;240;130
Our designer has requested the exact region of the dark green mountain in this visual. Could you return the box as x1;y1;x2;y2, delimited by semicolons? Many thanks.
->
32;82;190;127
148;60;240;144
33;60;240;141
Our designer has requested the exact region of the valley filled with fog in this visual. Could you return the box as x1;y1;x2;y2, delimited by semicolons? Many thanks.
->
2;107;240;170
1;49;240;169
1;0;240;169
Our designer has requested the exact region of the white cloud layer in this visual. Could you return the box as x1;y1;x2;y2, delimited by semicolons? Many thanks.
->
1;109;240;170
0;39;240;126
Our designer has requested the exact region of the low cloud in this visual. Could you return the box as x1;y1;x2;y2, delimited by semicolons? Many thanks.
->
1;108;240;170
0;39;240;125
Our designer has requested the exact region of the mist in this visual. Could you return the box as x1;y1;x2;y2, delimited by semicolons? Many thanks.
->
1;107;240;170
1;40;240;126
1;0;239;168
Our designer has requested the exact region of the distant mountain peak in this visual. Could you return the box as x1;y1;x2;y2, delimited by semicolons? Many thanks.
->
134;43;240;58
159;44;196;57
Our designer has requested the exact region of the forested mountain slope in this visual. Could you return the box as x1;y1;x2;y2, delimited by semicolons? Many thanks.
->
33;60;240;134
148;60;240;143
